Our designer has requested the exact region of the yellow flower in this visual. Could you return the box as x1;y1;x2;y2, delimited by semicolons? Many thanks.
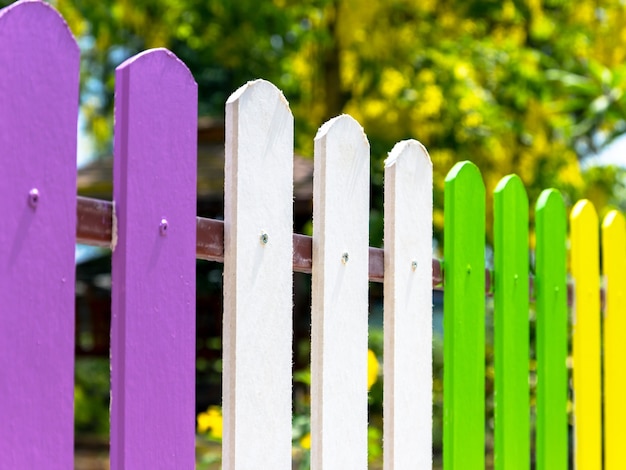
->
367;349;379;390
300;432;311;449
197;406;223;440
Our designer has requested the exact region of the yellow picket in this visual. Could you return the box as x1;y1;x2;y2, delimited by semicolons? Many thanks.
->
570;199;601;469
602;210;626;470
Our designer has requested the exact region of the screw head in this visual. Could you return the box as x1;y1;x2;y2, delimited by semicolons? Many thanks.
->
341;252;349;264
159;218;169;236
260;232;269;245
411;260;418;271
28;188;39;208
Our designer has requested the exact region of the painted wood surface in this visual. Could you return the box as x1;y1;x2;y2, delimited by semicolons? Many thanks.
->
3;3;624;463
110;49;198;468
0;2;79;467
311;115;370;470
223;80;294;470
534;189;568;470
493;175;530;470
383;140;433;469
570;199;601;470
443;161;486;470
602;210;626;470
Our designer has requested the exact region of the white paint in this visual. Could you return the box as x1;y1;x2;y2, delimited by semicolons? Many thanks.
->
383;140;433;469
223;79;294;470
311;115;370;470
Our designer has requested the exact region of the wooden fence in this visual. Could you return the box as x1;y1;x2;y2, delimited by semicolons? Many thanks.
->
1;1;625;469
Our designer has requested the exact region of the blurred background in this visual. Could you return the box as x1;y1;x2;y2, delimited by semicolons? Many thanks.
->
4;0;626;468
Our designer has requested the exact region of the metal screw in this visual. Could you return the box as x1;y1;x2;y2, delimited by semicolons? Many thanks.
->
260;232;269;245
411;260;418;271
28;188;39;208
342;252;349;264
160;218;169;236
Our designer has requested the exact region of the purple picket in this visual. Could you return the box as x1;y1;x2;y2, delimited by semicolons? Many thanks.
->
110;49;198;468
0;2;79;468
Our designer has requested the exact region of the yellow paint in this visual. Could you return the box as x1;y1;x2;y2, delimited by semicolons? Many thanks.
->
602;210;626;470
570;200;601;469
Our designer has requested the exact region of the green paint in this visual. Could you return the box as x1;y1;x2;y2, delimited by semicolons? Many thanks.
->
443;161;485;470
535;189;568;470
493;175;530;469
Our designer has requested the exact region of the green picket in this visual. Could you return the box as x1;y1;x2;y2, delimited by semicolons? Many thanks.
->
534;189;568;470
443;161;485;470
493;175;530;469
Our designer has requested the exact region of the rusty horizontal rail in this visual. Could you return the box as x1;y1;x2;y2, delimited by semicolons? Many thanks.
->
78;195;597;306
77;196;445;286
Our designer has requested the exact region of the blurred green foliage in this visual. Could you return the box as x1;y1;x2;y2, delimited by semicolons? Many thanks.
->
34;0;626;244
74;358;110;437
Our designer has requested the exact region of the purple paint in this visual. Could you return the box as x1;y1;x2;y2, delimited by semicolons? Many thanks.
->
0;1;79;467
111;49;197;468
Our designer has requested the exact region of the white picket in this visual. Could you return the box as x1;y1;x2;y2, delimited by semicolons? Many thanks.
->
383;140;433;468
223;79;294;469
311;115;370;469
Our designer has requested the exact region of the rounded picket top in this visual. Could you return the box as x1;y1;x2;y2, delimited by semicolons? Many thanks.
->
571;198;599;226
494;173;525;196
494;174;529;215
603;209;626;231
226;78;292;122
444;161;485;216
315;113;369;149
536;188;565;218
445;160;484;186
116;47;197;90
0;0;78;55
385;139;432;170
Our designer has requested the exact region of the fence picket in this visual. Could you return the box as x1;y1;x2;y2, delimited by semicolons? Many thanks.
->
110;49;198;468
602;210;626;470
493;175;530;469
223;80;294;469
311;115;370;469
383;140;433;468
443;161;486;469
0;2;79;468
570;199;601;469
3;3;623;465
534;189;568;470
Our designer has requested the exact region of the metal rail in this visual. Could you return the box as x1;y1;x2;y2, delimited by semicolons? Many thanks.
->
76;196;446;287
76;196;596;305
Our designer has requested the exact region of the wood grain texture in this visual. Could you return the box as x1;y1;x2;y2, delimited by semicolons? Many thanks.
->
311;115;370;470
383;140;433;469
110;48;198;468
534;189;568;470
223;80;294;470
602;210;626;470
443;161;485;470
570;199;601;470
0;2;79;467
493;175;530;470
